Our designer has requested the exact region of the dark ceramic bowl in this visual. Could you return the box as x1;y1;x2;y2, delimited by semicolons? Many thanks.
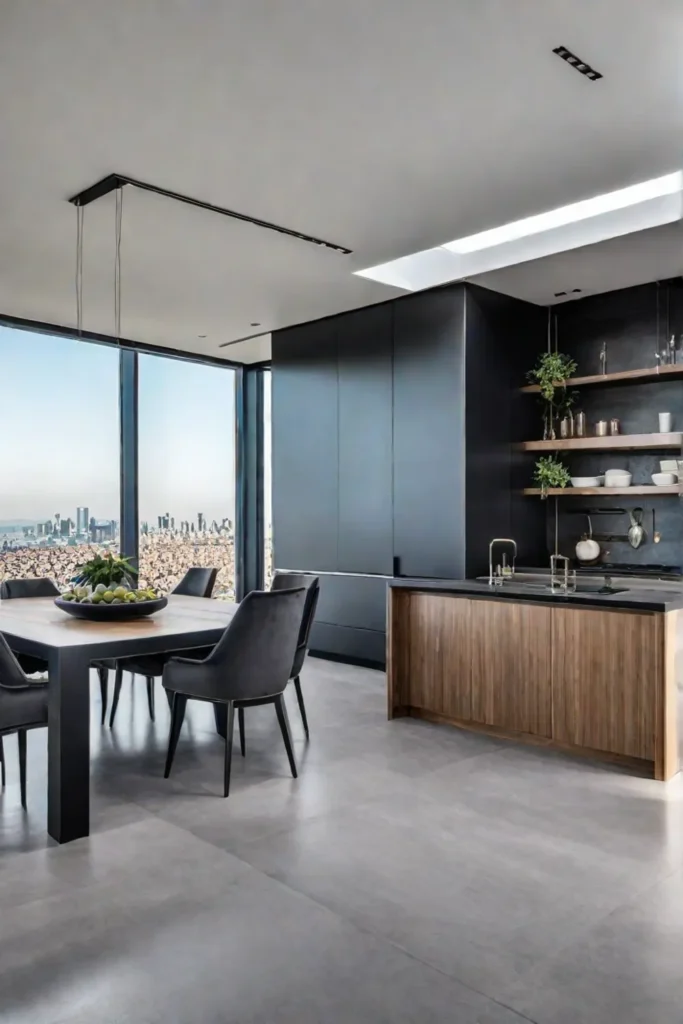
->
54;596;168;620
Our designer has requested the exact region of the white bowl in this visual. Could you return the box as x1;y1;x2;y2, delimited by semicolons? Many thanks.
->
570;477;601;487
652;472;676;486
660;460;678;473
604;470;632;487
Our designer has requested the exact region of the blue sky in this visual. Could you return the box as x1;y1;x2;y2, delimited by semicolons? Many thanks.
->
0;327;236;524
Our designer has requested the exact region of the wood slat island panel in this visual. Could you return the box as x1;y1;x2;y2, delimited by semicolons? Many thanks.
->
551;606;660;762
470;599;552;737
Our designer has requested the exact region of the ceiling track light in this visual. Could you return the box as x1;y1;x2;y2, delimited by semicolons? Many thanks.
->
552;45;603;82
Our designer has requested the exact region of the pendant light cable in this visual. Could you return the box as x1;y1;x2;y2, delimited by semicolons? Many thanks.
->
75;204;84;336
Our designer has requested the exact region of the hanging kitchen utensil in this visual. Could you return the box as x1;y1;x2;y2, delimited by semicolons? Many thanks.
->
575;515;601;564
628;507;645;549
653;508;661;543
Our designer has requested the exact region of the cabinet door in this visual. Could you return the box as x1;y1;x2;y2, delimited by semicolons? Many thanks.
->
272;319;338;572
406;593;471;719
393;288;466;579
552;607;659;760
470;599;551;736
337;305;393;575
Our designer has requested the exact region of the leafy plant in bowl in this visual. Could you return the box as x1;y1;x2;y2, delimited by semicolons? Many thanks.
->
72;552;138;589
533;455;571;499
56;552;166;617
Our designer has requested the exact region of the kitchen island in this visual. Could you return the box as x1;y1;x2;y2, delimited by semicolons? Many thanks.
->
387;577;683;779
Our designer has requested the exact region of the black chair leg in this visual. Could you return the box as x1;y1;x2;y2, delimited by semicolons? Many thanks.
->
274;694;298;779
223;702;235;797
18;729;27;809
164;693;188;778
97;666;109;725
165;688;173;711
0;736;5;789
214;704;227;739
109;665;124;728
238;707;246;756
293;676;309;739
146;677;156;722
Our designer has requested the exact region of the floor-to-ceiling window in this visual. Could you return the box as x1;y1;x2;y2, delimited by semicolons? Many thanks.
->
263;369;273;588
0;327;120;588
137;354;237;599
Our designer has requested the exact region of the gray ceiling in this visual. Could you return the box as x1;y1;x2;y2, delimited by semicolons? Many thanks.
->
0;0;681;361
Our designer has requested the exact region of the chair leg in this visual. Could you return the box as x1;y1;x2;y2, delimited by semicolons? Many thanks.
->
164;693;188;778
108;665;124;728
238;706;246;757
293;675;309;739
0;736;5;789
18;729;27;809
146;677;156;722
274;694;298;779
223;702;235;797
165;688;173;711
96;666;109;726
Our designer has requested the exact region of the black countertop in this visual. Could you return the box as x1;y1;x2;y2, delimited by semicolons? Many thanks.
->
389;576;683;612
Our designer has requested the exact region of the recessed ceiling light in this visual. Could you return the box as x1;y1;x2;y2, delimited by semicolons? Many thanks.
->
552;45;603;82
250;322;261;327
442;172;683;254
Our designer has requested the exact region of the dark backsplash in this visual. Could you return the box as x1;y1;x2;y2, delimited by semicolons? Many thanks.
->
539;279;683;571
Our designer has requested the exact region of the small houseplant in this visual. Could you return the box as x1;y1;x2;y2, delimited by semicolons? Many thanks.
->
533;455;571;498
527;351;577;440
73;552;138;589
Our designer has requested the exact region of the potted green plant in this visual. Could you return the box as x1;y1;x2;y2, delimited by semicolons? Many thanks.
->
533;455;571;499
72;552;138;589
527;351;577;440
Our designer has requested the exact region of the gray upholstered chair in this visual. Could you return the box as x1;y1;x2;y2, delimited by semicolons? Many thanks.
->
162;586;305;797
0;633;48;807
106;566;218;727
236;573;319;755
0;577;61;677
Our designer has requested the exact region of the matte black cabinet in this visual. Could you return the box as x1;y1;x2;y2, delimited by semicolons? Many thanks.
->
337;305;393;575
271;317;338;572
392;288;466;579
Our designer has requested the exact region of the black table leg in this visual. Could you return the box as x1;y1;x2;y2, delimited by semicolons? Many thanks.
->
47;648;91;844
214;703;227;739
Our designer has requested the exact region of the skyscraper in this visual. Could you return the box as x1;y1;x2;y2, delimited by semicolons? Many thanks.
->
76;506;89;535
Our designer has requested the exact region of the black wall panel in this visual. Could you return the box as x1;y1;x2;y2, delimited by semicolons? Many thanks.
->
272;318;338;572
393;288;466;579
337;305;393;575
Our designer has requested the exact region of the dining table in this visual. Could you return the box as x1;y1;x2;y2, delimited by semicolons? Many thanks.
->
0;594;238;844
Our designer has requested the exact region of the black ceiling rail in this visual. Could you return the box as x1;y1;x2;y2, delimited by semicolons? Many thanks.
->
68;174;352;255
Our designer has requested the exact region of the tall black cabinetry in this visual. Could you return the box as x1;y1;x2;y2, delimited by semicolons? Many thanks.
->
272;282;546;664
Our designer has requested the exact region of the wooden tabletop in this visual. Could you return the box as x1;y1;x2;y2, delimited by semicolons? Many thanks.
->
0;594;238;654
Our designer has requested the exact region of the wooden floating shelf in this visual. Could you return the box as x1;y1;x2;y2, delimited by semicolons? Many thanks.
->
523;486;681;497
518;433;682;453
521;364;683;393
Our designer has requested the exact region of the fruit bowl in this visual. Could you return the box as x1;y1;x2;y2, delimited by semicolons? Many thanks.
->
54;596;168;621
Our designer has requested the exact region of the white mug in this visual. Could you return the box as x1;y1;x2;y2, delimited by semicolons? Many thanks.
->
659;412;673;432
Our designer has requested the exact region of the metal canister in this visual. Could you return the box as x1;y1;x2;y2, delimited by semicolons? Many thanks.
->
595;420;608;437
575;411;587;437
560;416;573;439
609;418;620;435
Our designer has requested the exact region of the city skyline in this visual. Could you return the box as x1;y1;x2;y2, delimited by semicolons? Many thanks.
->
0;327;241;523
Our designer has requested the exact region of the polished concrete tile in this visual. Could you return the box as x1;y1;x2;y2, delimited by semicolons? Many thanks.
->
0;659;680;1022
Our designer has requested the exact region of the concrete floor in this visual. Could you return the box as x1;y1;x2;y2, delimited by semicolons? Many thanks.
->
1;659;683;1024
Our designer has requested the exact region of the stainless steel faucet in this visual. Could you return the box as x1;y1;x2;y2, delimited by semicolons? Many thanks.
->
488;538;517;586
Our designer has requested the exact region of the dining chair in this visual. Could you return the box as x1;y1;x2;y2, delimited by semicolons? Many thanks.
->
106;566;218;727
0;632;49;808
236;573;320;757
162;586;306;797
0;577;62;677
